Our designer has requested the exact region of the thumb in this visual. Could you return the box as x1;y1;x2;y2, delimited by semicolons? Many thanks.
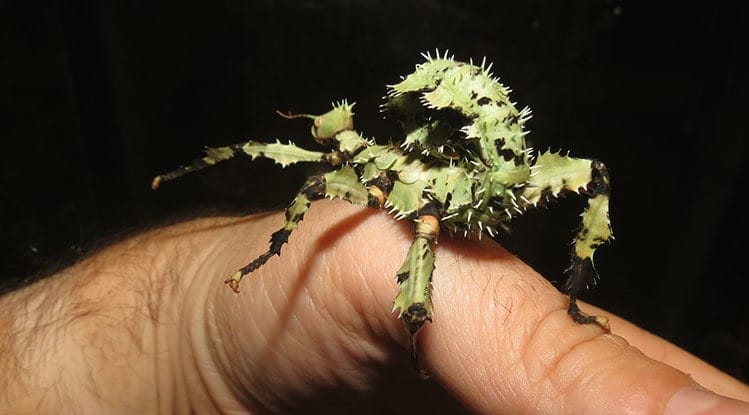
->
190;201;747;414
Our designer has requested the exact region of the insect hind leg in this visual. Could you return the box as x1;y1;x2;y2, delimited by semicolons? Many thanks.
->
563;159;612;330
521;153;612;330
225;174;326;292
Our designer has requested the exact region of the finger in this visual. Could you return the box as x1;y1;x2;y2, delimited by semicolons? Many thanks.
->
192;201;748;414
399;221;749;414
581;303;749;402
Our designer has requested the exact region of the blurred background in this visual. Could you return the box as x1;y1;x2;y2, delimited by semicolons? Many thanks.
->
1;0;747;383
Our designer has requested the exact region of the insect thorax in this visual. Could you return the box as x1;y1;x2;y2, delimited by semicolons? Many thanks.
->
363;55;535;236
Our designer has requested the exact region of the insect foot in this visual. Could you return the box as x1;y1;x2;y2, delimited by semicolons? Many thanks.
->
152;51;615;375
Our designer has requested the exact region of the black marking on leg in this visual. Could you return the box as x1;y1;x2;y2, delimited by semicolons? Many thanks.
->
563;256;597;295
269;228;292;255
322;150;352;166
401;303;431;336
369;171;398;194
367;192;381;208
152;157;215;189
567;294;597;324
338;150;354;164
300;174;326;199
564;257;610;330
236;228;292;277
368;171;400;208
401;304;431;374
152;145;245;189
417;201;442;218
588;160;611;196
567;293;609;330
367;189;384;208
285;204;310;223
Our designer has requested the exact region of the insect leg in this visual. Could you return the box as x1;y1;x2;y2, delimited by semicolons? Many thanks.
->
151;144;241;189
224;174;325;292
152;141;330;189
521;152;613;330
392;204;440;374
225;165;370;292
564;160;612;329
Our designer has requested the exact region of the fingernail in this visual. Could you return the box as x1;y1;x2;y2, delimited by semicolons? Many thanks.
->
665;386;749;415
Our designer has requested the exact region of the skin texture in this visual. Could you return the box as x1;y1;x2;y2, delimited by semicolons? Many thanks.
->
1;200;748;414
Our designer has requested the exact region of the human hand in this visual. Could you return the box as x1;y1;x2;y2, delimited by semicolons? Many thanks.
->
2;201;747;414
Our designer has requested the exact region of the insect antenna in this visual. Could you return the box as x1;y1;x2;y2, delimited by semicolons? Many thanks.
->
275;110;316;120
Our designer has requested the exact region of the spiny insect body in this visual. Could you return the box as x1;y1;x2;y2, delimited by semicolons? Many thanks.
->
153;51;614;371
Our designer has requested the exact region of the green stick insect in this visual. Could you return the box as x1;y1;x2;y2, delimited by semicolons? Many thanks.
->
152;51;613;373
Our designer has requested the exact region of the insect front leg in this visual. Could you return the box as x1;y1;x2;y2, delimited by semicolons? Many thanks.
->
392;205;440;374
151;144;242;189
521;151;613;330
225;165;371;292
152;141;331;189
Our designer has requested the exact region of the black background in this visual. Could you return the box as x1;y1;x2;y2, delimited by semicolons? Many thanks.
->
1;1;747;383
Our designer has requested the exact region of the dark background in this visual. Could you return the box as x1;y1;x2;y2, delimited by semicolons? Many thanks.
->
1;0;747;383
